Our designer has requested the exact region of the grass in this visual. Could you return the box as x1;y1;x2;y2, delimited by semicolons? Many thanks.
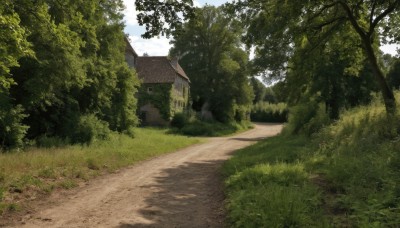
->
0;128;200;215
177;120;253;137
223;95;400;227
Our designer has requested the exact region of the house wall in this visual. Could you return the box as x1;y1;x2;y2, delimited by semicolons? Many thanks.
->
125;52;136;68
139;103;169;126
172;75;190;112
137;83;173;126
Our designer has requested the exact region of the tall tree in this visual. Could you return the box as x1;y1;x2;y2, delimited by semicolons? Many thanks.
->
231;0;400;115
170;6;253;123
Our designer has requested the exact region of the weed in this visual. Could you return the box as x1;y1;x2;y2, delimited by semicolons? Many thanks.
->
60;180;78;189
224;93;400;227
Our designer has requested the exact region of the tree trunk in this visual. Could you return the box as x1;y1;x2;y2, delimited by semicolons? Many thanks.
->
363;38;396;115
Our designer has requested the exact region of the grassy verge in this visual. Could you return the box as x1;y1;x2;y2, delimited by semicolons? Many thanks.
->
0;128;200;215
223;100;400;227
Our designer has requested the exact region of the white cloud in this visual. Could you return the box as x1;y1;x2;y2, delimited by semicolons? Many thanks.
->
129;35;172;56
193;0;202;7
123;0;138;26
381;43;399;56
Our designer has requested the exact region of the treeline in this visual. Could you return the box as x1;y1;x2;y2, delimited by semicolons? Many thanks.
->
0;0;138;149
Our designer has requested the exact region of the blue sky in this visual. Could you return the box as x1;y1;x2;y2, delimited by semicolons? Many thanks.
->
123;0;398;56
123;0;230;56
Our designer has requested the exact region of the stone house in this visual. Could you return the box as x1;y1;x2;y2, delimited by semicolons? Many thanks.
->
124;37;190;125
124;36;138;68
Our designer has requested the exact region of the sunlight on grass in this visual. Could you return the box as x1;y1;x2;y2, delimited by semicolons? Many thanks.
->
223;95;400;227
0;128;200;214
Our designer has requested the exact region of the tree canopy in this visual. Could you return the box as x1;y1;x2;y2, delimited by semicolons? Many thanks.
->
170;6;253;123
1;0;139;148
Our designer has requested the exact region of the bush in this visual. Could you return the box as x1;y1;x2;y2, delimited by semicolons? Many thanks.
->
250;102;288;123
0;104;28;149
180;120;250;136
284;101;330;136
72;114;110;144
171;112;188;129
36;135;69;148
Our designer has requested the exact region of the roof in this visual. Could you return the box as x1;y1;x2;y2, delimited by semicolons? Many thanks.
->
124;36;138;58
136;56;190;83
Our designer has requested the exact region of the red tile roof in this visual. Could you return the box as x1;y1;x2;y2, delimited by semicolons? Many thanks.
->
136;57;190;83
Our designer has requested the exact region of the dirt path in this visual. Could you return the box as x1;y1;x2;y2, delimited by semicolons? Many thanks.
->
7;123;282;228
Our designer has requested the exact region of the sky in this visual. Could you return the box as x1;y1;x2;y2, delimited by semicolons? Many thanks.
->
123;0;399;57
123;0;229;56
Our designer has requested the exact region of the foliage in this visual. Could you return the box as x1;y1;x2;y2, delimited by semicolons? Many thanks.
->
71;114;111;144
135;0;195;38
232;0;400;114
171;112;188;129
0;102;28;149
0;128;200;215
170;6;253;123
284;100;330;136
388;58;400;90
178;120;252;137
249;77;266;104
250;102;288;123
138;84;173;121
0;0;139;149
223;93;400;227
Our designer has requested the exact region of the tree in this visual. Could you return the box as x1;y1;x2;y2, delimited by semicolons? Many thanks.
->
0;1;32;148
250;77;267;104
170;6;253;123
135;0;195;38
1;0;139;148
231;0;400;115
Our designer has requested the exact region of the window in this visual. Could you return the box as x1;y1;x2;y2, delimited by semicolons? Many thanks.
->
147;87;153;93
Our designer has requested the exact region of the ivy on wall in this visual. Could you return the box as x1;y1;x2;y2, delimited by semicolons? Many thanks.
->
138;82;190;121
138;83;173;120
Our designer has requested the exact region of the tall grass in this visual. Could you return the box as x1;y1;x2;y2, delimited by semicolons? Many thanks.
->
0;128;200;214
224;92;400;227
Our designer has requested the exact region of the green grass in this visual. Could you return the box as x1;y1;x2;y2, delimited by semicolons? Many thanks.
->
0;128;200;214
177;121;253;137
223;95;400;227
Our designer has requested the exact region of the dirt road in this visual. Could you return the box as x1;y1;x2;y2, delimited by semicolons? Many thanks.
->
9;123;282;228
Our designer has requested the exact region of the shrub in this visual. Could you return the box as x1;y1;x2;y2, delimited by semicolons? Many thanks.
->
72;114;110;144
0;104;28;149
250;102;288;123
284;101;330;136
179;120;249;136
36;135;69;148
171;112;188;129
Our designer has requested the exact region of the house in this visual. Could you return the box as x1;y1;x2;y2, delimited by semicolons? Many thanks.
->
135;56;190;125
124;36;138;68
124;38;190;125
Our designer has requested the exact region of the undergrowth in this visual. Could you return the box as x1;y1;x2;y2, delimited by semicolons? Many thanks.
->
223;95;400;227
250;102;288;123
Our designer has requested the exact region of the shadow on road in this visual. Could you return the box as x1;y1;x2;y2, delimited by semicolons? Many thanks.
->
230;137;267;142
118;160;227;228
